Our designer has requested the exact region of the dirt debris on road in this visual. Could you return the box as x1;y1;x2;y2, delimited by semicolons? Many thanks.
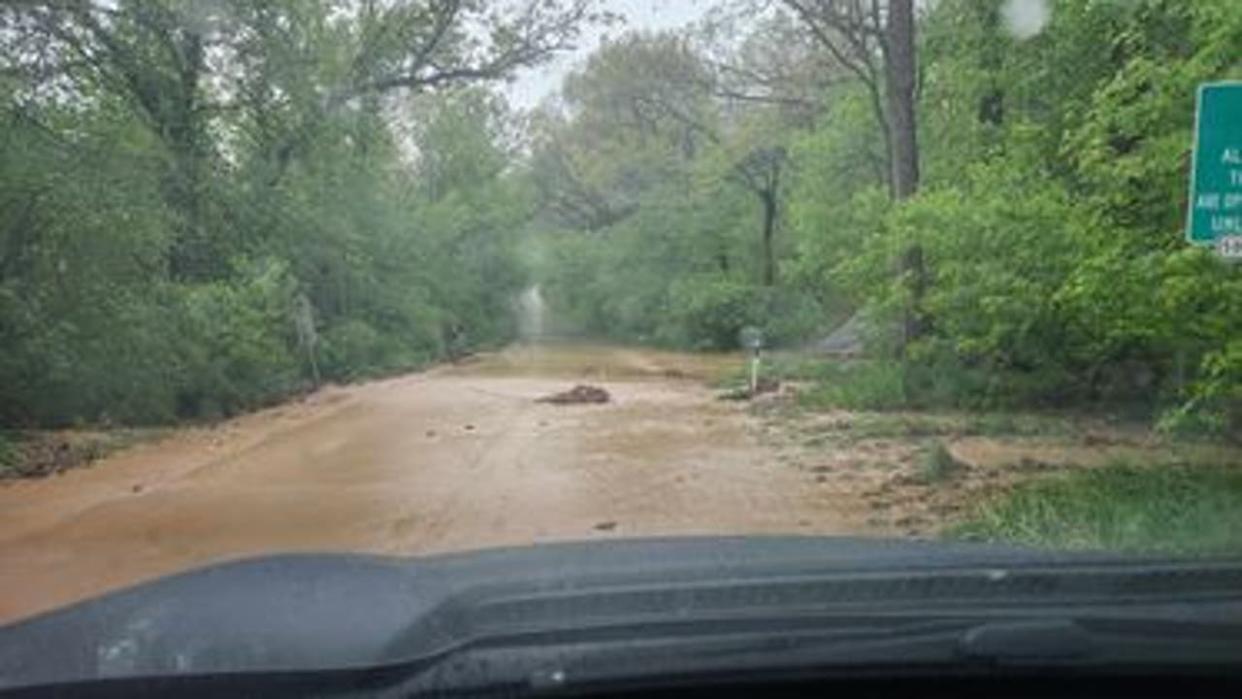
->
537;384;612;405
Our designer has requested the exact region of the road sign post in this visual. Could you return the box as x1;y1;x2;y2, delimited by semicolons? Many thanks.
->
739;326;765;396
1187;82;1242;260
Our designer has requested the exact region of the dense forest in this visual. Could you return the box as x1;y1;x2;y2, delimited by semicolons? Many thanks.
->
0;0;596;425
2;0;1241;436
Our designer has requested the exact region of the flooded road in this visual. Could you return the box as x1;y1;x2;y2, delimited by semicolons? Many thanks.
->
0;344;857;623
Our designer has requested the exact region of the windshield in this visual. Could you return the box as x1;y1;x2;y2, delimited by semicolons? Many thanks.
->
1;0;1241;629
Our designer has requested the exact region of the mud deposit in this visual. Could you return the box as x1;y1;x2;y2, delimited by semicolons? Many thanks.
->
0;344;857;623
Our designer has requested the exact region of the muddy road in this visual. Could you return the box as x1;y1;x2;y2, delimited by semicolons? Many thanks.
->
0;344;863;623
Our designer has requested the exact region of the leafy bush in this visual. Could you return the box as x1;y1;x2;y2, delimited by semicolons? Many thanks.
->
666;278;761;350
172;260;302;419
319;317;436;381
321;319;385;381
0;84;533;429
753;287;829;348
1158;340;1242;440
0;282;188;425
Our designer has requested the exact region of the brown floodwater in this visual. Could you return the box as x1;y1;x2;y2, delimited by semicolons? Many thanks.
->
0;344;859;624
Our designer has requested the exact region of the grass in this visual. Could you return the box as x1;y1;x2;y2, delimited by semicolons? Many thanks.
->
712;352;842;389
794;356;1126;416
798;360;907;411
919;441;964;484
951;462;1242;554
0;431;18;475
799;411;1076;449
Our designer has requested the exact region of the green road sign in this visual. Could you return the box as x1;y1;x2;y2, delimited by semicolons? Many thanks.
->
1188;82;1242;246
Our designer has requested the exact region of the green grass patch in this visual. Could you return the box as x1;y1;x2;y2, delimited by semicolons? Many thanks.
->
0;432;19;474
798;360;907;411
952;463;1242;554
800;411;1076;448
919;442;965;484
795;356;1122;415
713;352;846;389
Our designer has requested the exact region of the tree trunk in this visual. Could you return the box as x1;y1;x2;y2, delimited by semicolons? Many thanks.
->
885;0;920;200
760;190;778;287
978;3;1005;126
885;0;927;364
165;32;212;281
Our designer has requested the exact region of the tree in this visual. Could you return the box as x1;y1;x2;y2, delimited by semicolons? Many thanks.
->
0;0;604;426
778;0;922;198
779;0;924;352
697;7;831;122
884;0;918;199
2;0;606;279
537;32;793;286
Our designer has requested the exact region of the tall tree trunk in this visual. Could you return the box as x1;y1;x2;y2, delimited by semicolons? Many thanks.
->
978;2;1005;126
760;189;778;287
165;32;212;281
885;0;927;366
885;0;920;200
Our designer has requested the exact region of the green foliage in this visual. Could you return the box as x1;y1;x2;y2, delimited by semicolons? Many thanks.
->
0;3;550;428
667;278;761;350
532;30;827;351
320;319;388;381
5;0;1242;438
1161;340;1242;439
953;463;1242;554
797;356;1027;414
172;260;302;419
0;432;16;470
777;0;1242;426
756;287;833;349
799;361;908;412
